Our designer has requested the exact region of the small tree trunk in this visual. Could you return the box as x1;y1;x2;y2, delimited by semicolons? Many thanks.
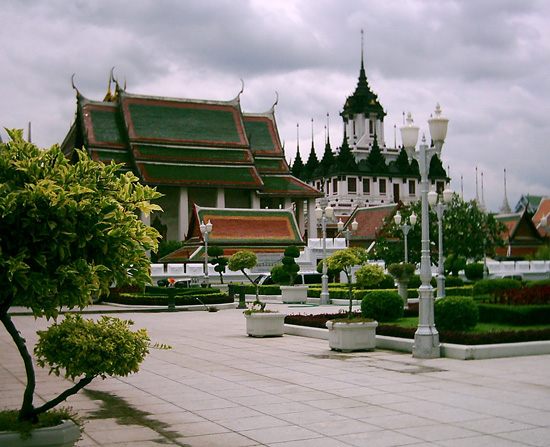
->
346;270;353;318
1;312;37;422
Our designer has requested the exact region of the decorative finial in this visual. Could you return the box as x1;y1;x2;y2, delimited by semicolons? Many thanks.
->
71;73;80;96
272;91;279;109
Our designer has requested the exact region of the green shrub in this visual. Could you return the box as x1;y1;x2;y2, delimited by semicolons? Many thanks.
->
445;276;465;287
477;304;550;325
434;297;479;331
361;290;404;322
473;278;522;296
408;274;421;289
387;263;415;280
355;264;386;289
525;279;550;288
378;274;397;289
445;286;473;297
229;284;281;296
464;263;484;281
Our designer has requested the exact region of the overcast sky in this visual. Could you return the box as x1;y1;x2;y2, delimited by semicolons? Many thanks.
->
1;0;549;213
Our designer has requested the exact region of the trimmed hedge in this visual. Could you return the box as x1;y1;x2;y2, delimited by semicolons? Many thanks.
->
361;290;404;322
434;297;478;331
227;283;281;296
477;304;550;325
110;292;230;306
445;286;474;297
473;278;522;296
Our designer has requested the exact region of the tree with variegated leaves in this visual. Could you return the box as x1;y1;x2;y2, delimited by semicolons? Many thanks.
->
0;129;162;424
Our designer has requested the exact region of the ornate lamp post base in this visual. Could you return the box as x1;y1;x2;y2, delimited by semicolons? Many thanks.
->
413;286;440;358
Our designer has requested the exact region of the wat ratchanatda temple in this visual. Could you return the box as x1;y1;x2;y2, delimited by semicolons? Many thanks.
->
61;75;322;262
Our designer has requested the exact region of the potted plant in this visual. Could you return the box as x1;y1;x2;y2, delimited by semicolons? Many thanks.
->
0;130;162;446
325;249;378;352
387;262;416;306
228;250;285;337
273;245;308;303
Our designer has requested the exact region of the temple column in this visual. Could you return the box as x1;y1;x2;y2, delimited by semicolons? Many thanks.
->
295;199;305;237
178;186;189;241
307;198;317;241
217;188;225;208
251;191;261;209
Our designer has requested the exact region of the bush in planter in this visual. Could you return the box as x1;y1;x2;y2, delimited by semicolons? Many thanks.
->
361;290;404;322
387;263;415;281
281;245;301;285
355;264;386;289
0;130;161;426
228;250;261;303
326;249;361;318
434;296;479;331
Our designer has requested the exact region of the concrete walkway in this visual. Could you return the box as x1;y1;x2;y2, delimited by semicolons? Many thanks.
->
1;303;550;446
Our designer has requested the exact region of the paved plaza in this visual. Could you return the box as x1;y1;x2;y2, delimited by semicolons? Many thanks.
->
1;303;550;447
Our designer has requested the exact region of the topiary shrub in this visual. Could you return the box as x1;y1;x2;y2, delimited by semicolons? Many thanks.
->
464;263;484;281
355;264;386;289
473;278;522;296
445;276;465;287
377;274;397;289
361;290;404;322
434;296;479;331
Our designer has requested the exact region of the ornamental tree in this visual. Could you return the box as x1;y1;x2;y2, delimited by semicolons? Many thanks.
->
326;249;360;318
208;245;228;284
0;130;162;423
372;196;506;266
228;250;259;301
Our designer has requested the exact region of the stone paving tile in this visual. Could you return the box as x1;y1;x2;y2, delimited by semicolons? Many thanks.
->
3;307;550;447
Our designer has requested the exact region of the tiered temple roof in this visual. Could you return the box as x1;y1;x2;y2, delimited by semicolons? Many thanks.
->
62;83;321;198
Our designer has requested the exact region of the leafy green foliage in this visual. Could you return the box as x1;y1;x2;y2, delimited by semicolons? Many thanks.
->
0;130;162;423
444;253;466;277
35;315;149;380
327;249;361;318
361;290;404;322
372;197;506;266
0;129;162;319
387;263;415;280
434;297;479;331
355;264;386;288
0;407;82;437
208;245;228;283
473;278;522;296
228;250;259;300
275;245;301;285
464;262;484;281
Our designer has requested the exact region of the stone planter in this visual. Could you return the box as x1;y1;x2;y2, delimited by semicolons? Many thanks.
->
326;320;378;352
396;279;409;309
0;420;81;447
280;285;308;303
245;312;285;337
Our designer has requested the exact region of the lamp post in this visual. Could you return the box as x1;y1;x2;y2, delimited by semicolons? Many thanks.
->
428;188;453;299
394;211;417;264
337;218;359;247
200;220;213;287
315;198;334;305
400;104;449;359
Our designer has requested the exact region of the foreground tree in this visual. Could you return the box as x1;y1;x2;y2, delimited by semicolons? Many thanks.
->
372;196;506;266
0;130;162;423
326;249;360;318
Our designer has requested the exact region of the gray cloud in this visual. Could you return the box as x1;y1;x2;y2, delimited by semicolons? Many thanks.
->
1;0;548;212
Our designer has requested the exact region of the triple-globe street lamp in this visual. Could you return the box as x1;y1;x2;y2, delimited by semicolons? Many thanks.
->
337;218;359;247
428;188;454;300
394;211;417;264
315;198;334;305
200;220;213;287
400;104;449;359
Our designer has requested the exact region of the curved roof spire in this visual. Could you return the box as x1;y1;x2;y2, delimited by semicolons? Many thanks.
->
71;73;81;98
341;30;385;119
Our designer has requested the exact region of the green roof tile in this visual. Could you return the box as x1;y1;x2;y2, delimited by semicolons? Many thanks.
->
132;144;251;163
255;157;288;172
138;162;262;187
125;100;245;145
259;175;323;196
244;118;280;155
84;106;125;145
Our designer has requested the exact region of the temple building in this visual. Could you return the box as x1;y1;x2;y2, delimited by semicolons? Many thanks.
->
292;52;449;221
61;77;322;244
